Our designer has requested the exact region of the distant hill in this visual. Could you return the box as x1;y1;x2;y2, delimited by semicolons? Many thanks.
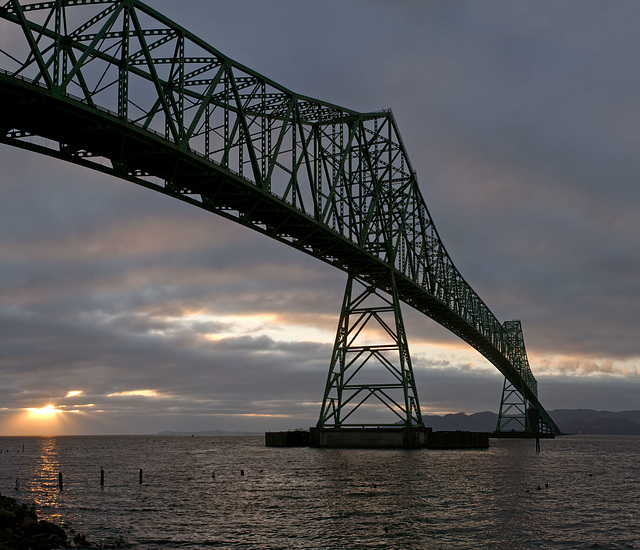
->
158;410;640;437
550;409;640;435
421;410;640;435
423;411;498;432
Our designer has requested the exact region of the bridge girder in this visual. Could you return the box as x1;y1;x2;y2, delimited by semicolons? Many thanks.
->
0;0;559;434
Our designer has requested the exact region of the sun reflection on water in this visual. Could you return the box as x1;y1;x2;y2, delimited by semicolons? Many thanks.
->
29;437;64;513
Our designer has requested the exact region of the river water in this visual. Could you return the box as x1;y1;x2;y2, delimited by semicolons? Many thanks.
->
0;434;638;549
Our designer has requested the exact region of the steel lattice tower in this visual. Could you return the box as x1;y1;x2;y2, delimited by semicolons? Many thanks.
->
497;321;536;433
317;274;423;428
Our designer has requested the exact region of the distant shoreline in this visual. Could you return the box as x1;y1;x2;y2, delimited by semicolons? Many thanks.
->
157;430;260;436
2;409;639;437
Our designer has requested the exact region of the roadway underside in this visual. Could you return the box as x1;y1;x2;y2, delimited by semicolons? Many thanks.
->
0;74;559;434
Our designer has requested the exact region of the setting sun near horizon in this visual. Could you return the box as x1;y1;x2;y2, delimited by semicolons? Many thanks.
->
26;405;62;417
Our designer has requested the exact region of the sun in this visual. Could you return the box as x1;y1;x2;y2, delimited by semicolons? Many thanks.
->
0;404;81;436
26;405;62;417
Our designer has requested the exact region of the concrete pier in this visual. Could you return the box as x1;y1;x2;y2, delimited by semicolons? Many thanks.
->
310;427;430;448
266;427;489;449
490;431;555;439
265;430;311;447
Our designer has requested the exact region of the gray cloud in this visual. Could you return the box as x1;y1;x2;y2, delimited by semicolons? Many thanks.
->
1;1;639;433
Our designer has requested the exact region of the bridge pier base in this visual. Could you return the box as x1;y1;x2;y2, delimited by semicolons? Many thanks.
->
308;427;489;449
310;427;428;448
490;431;555;439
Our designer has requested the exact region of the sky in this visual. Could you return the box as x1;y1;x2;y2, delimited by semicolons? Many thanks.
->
0;0;638;435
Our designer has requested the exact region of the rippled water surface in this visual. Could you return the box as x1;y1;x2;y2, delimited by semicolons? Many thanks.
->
1;434;638;549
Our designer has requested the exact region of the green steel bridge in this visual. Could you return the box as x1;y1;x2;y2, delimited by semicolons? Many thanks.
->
0;0;560;435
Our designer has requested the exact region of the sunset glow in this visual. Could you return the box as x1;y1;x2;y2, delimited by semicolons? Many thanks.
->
26;405;62;417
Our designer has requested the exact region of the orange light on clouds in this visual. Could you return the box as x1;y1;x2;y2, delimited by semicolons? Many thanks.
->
182;311;336;345
65;390;83;398
107;390;160;397
215;413;293;418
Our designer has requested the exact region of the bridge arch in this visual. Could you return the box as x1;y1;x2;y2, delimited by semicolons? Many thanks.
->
0;0;558;433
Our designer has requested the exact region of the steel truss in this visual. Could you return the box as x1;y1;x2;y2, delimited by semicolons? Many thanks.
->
317;274;422;428
497;378;528;432
0;0;559;433
496;320;549;433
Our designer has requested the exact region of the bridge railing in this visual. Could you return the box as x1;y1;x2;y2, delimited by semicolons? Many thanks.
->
0;0;539;399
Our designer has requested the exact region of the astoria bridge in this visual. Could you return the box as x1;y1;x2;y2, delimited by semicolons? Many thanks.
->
0;0;559;436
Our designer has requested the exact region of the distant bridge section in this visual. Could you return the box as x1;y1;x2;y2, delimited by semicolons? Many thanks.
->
0;0;559;433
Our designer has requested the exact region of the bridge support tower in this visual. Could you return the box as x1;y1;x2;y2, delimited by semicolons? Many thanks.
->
316;273;423;431
496;377;529;432
495;381;556;437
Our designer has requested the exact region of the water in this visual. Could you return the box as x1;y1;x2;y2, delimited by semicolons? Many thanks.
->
1;434;638;549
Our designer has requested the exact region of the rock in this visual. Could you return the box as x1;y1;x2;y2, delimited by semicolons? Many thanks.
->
0;492;70;549
37;519;68;541
73;532;91;548
0;508;17;526
20;515;38;532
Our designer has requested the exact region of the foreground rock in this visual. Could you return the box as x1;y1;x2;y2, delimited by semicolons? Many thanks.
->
0;492;68;550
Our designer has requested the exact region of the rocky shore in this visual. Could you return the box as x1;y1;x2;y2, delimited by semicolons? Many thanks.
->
0;492;69;549
0;492;132;549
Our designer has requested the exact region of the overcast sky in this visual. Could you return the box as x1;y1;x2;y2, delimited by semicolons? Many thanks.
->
1;0;638;435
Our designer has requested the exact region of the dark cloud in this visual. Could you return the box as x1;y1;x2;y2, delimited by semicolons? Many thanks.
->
1;1;639;433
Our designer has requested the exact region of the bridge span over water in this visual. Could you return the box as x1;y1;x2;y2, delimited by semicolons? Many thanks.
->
0;0;559;435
